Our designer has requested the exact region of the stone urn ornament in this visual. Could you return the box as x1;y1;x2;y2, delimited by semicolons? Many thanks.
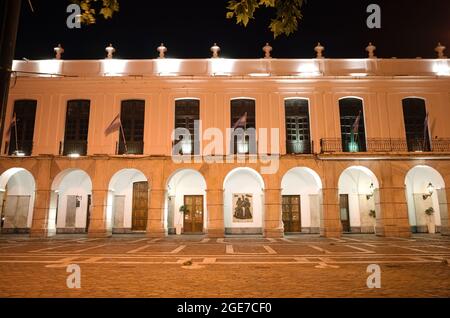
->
210;43;220;58
314;42;325;59
105;44;115;59
54;44;64;60
263;43;272;59
435;42;447;59
157;43;167;59
366;42;376;59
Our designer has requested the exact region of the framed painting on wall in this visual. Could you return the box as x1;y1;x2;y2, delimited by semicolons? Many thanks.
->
233;194;253;223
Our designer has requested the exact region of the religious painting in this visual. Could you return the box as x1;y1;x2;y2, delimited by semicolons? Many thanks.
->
232;194;253;223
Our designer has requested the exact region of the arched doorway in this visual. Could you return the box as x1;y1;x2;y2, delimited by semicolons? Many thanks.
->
405;166;447;234
281;167;322;234
165;169;207;235
0;168;35;234
223;168;265;235
338;166;380;234
107;169;149;234
50;169;92;234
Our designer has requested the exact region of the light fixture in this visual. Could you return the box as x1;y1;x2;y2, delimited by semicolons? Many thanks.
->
14;151;26;157
68;153;80;159
249;73;271;77
366;183;375;200
349;73;368;77
423;183;435;200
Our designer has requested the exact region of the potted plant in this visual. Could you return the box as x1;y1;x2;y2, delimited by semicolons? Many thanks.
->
369;210;377;233
176;205;188;235
425;207;436;234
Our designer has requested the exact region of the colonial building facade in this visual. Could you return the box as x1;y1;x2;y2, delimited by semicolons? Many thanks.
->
1;47;449;239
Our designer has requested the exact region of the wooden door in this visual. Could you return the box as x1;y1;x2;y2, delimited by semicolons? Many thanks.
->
340;194;351;232
183;195;204;234
282;195;302;233
132;182;148;231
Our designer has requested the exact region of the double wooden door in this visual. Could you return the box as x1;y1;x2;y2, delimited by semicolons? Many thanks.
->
183;195;204;234
282;195;301;233
132;182;148;231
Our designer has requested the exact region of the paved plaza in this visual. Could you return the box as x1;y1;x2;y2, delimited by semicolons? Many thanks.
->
0;234;449;298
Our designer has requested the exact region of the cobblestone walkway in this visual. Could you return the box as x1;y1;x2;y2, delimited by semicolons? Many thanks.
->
0;234;449;298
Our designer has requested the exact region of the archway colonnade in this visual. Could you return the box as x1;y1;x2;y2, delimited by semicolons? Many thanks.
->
0;157;449;238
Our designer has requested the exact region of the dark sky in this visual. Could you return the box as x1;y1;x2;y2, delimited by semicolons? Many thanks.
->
14;0;450;60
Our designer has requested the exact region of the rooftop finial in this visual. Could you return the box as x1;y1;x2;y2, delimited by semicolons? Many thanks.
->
366;42;376;59
157;43;167;59
211;43;220;58
54;44;64;60
106;43;115;59
435;42;447;59
263;43;273;59
315;42;325;59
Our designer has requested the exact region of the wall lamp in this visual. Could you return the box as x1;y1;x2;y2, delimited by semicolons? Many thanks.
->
423;183;435;200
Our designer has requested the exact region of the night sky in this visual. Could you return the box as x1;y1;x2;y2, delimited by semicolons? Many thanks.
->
14;0;450;60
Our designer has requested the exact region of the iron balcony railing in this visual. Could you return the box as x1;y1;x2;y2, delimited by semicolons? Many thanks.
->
62;140;88;156
321;138;450;153
7;140;33;157
118;141;144;155
286;140;313;155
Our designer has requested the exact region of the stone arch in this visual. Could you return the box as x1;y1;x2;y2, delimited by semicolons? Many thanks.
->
405;165;447;234
223;167;265;235
165;169;207;234
107;168;149;234
50;169;93;234
338;166;380;234
281;167;323;234
0;168;36;234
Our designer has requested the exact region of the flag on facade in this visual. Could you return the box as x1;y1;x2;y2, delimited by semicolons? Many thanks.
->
350;111;362;143
233;112;248;129
6;113;17;135
105;114;121;136
423;112;429;149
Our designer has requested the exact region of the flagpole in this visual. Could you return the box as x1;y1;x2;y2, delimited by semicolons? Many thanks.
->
119;122;128;154
13;115;18;152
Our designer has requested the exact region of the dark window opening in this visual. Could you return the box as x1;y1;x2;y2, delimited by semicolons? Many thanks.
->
339;98;367;152
119;100;145;155
285;99;311;154
63;100;90;156
402;98;430;152
174;99;200;155
230;99;256;154
8;100;37;156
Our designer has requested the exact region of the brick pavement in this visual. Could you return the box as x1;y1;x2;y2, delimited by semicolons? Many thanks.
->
0;234;449;298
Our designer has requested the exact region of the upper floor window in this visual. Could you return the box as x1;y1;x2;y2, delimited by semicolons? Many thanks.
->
63;100;90;156
119;100;145;155
7;100;37;156
174;99;200;155
339;98;367;152
285;99;311;154
402;98;430;152
230;99;256;154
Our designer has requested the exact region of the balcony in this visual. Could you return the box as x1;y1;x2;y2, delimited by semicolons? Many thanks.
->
118;141;144;155
320;138;450;153
172;139;195;156
286;140;312;155
62;141;88;156
7;140;33;157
